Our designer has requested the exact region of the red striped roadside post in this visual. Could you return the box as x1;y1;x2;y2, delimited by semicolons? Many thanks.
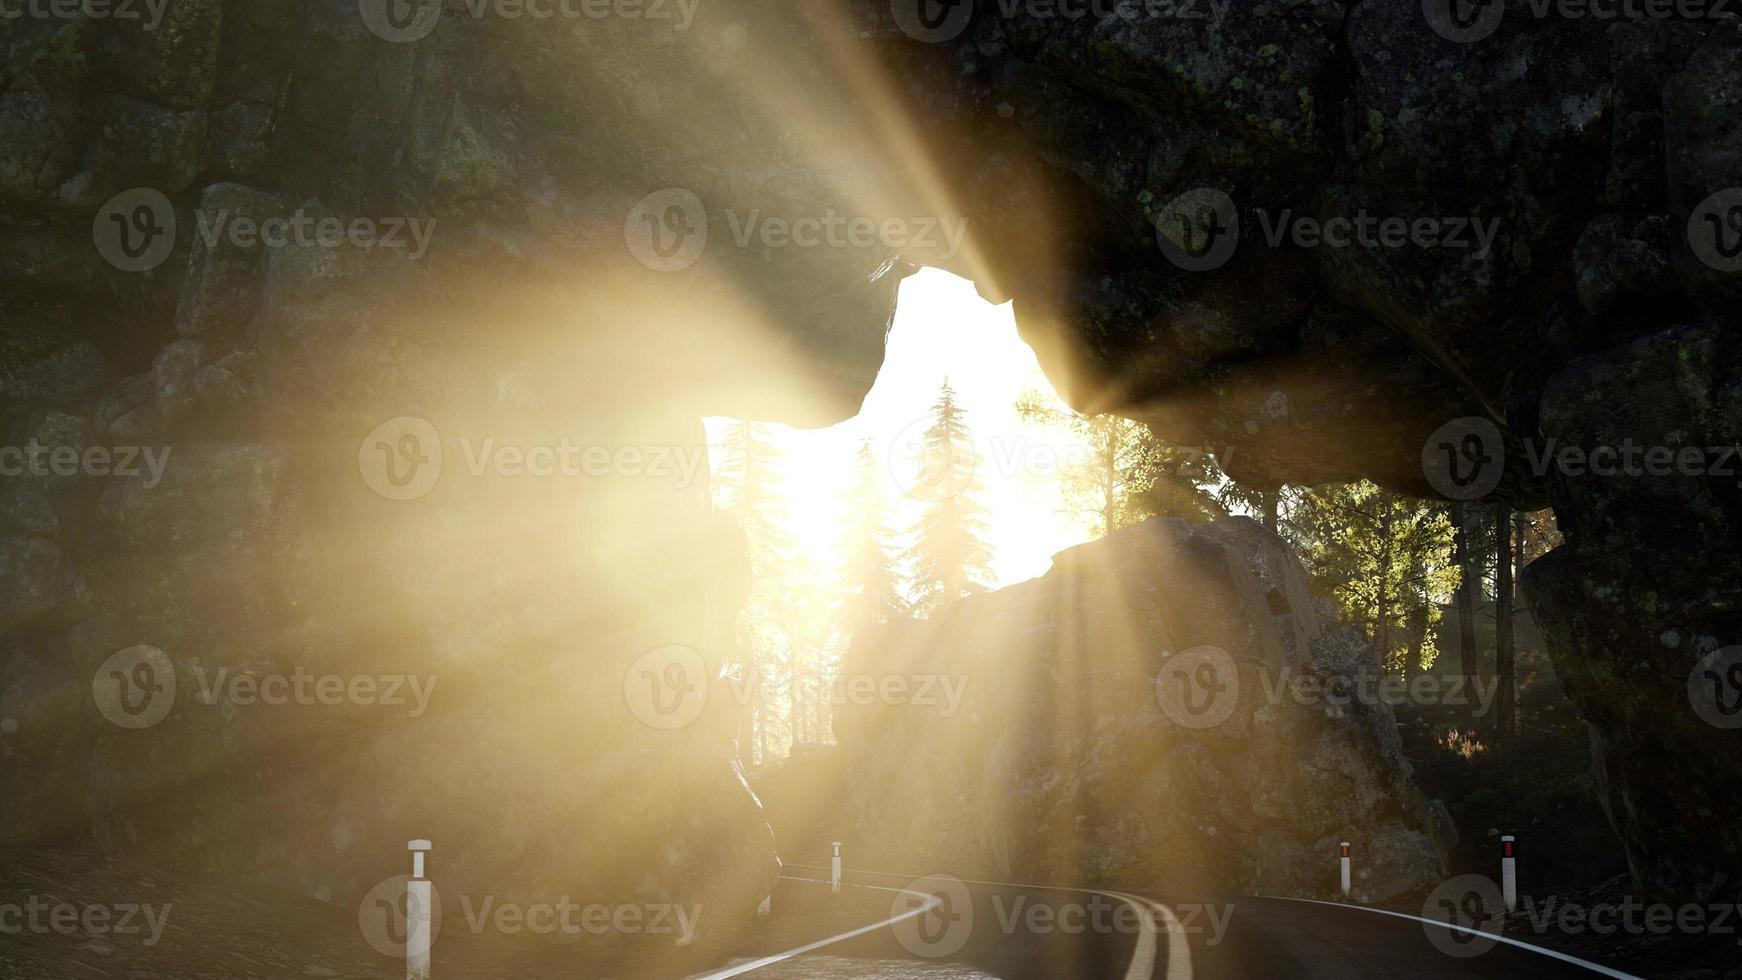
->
831;841;843;894
407;839;433;980
1501;835;1517;912
1339;841;1351;899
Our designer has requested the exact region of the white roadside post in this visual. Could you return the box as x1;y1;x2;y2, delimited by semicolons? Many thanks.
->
407;839;433;980
1501;835;1517;913
831;841;843;894
1339;842;1351;900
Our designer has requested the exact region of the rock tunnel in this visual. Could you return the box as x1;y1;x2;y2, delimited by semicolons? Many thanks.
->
2;0;1739;963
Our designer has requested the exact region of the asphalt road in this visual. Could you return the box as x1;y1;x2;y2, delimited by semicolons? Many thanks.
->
694;868;1637;980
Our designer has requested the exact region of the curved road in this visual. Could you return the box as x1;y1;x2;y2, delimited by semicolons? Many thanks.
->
695;867;1639;980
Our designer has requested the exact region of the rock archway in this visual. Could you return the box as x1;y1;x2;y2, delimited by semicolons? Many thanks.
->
1;0;1736;919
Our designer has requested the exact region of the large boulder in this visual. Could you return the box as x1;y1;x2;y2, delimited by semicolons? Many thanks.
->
836;518;1452;902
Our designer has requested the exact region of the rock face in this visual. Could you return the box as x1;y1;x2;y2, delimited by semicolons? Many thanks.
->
1;0;1739;909
836;518;1452;902
870;6;1742;902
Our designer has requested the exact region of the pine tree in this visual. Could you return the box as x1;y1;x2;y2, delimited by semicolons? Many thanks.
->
1218;482;1287;534
836;440;906;637
1015;388;1223;536
712;419;793;765
715;420;793;574
904;379;995;615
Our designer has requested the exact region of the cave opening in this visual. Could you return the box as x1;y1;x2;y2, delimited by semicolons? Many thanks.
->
703;267;1102;765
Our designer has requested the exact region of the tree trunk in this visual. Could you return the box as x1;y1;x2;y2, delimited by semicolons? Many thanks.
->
1376;502;1394;667
1262;490;1279;531
1404;551;1426;682
1452;502;1481;726
1495;501;1517;740
1103;423;1119;535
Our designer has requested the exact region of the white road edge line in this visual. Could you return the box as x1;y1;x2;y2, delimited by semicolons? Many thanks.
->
1253;895;1643;979
783;864;1192;980
692;879;937;980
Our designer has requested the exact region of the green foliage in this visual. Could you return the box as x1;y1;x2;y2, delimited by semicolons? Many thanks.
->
1287;482;1457;672
1013;388;1224;536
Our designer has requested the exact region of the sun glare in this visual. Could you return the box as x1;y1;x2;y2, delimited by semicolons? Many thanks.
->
705;268;1096;593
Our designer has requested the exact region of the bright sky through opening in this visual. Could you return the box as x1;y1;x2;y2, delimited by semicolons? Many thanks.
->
705;268;1098;592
